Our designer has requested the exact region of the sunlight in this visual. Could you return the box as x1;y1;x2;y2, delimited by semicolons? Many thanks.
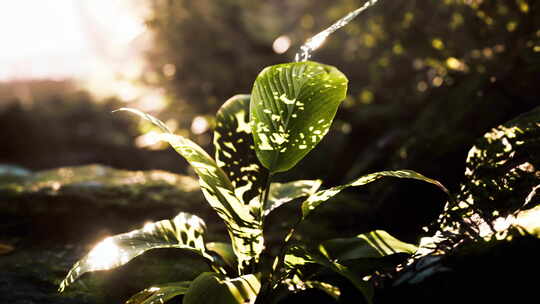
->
0;0;145;81
87;237;124;271
0;0;164;109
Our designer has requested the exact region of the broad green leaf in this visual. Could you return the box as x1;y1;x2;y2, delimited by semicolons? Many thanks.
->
183;272;261;304
264;179;322;216
115;108;264;274
250;61;348;173
320;230;418;261
206;242;237;272
125;281;191;304
59;212;209;292
214;95;269;207
284;245;373;303
302;169;449;219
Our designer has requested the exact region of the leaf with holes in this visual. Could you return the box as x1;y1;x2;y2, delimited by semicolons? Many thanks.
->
263;179;322;216
59;212;209;292
183;272;261;304
214;95;269;206
115;108;264;274
125;281;191;304
302;170;449;219
250;61;348;173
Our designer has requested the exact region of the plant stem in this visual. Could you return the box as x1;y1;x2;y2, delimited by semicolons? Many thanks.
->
259;172;273;215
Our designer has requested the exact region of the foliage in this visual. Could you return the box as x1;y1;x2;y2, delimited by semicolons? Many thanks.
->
59;60;448;304
430;106;540;246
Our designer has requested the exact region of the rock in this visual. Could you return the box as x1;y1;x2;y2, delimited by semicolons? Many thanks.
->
0;164;226;245
0;246;211;304
0;164;31;184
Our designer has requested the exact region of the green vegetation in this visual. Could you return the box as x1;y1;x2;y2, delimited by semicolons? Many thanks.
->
58;61;448;303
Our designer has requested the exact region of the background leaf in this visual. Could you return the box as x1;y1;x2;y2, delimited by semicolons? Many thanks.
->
125;281;191;304
282;231;418;303
250;61;348;173
59;212;209;292
214;95;269;206
264;179;322;216
183;272;260;304
320;230;418;261
283;245;373;304
301;169;449;219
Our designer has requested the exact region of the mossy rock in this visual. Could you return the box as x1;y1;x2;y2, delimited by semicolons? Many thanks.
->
0;164;226;244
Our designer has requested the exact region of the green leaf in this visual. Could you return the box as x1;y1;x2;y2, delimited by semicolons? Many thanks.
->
319;230;418;261
283;231;418;304
115;108;264;274
264;179;322;216
284;245;373;303
214;95;269;206
250;61;348;173
125;281;191;304
206;242;237;272
183;272;261;304
59;212;209;292
301;169;449;219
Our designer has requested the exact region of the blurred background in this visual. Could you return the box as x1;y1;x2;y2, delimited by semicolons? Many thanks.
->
1;0;538;235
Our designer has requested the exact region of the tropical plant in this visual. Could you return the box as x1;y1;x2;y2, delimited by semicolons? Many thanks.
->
58;61;449;304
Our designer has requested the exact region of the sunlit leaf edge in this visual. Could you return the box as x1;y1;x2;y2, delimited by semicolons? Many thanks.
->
59;212;209;292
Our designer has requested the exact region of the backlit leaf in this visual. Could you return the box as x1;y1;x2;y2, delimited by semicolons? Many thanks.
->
250;61;348;173
125;281;191;304
59;212;209;292
302;170;449;219
214;95;268;206
183;272;261;304
115;108;264;274
264;179;322;216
